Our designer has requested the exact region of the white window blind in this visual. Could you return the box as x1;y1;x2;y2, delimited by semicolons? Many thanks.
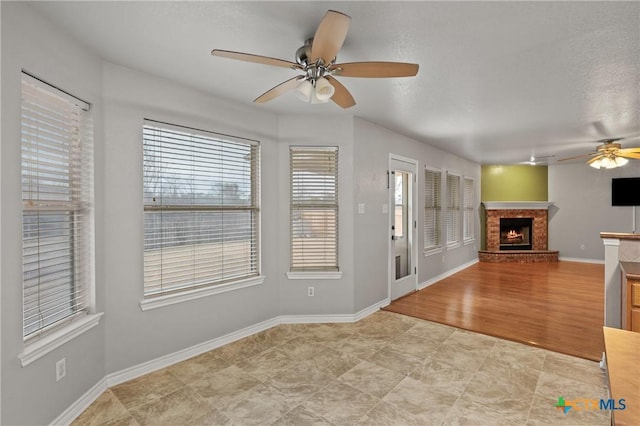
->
290;147;339;272
424;168;441;250
446;173;460;245
143;121;260;297
463;177;474;241
21;73;93;339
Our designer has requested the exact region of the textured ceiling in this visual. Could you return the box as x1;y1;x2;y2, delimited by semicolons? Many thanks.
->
29;1;640;165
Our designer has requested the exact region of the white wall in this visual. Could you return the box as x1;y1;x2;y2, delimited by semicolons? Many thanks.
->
353;118;481;312
1;3;106;425
549;163;640;261
102;63;282;374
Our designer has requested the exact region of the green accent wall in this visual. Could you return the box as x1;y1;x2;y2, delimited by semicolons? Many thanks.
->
481;165;548;201
479;165;548;250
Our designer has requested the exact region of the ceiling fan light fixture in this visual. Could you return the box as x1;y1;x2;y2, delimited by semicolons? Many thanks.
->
295;79;314;102
614;156;629;167
310;88;330;104
589;156;628;169
314;77;335;101
601;157;617;169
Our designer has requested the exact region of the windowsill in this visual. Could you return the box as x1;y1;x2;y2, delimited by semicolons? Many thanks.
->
19;312;104;367
423;246;443;257
139;275;265;311
463;238;475;246
447;241;462;250
286;271;343;280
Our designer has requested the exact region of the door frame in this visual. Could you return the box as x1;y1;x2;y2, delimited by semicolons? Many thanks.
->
388;153;419;301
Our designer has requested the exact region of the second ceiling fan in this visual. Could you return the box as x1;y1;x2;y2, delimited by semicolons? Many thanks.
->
211;10;419;109
558;136;640;169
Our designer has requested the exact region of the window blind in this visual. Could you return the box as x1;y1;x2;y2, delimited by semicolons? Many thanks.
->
424;169;441;250
446;173;460;244
21;73;93;339
463;177;474;241
143;121;260;297
290;147;339;272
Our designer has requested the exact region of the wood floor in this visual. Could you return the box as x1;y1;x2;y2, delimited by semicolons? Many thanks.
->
384;261;605;361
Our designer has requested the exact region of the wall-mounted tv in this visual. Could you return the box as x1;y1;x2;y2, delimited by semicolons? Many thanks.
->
612;177;640;206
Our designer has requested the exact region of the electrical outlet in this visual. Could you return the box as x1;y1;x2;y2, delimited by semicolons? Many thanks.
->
580;244;585;250
56;358;66;382
308;286;314;297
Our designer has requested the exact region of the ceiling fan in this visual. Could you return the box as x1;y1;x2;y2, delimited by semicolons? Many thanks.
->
211;10;419;109
558;136;640;169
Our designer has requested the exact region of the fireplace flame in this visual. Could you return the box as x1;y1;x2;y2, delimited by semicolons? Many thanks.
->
506;229;522;240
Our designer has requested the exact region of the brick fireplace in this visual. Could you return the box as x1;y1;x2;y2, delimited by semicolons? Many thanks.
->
479;202;558;262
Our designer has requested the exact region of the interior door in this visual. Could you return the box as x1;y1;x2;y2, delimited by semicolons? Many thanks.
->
389;156;418;300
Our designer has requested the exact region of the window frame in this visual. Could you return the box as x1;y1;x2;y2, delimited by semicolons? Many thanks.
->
287;146;341;279
140;120;263;309
18;71;102;367
445;171;462;248
423;166;442;255
463;176;475;244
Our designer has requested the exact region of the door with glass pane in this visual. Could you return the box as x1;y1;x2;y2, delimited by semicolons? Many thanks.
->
389;156;418;300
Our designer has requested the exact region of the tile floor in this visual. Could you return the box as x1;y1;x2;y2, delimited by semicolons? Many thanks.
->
72;311;610;425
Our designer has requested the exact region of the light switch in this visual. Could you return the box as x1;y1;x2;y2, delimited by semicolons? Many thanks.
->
382;203;389;214
358;203;365;214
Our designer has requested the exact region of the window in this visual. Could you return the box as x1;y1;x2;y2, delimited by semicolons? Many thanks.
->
446;172;460;246
424;168;441;251
289;146;339;272
463;177;475;242
143;121;260;299
21;73;93;339
394;173;405;238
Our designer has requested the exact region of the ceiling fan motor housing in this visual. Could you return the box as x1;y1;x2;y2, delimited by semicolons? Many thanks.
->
295;38;314;66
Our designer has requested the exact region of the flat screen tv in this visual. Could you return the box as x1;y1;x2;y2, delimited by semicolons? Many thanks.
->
612;177;640;206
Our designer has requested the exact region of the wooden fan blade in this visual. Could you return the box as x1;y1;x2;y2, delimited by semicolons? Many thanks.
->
557;152;598;162
212;49;301;69
310;10;351;65
332;62;419;78
587;155;604;165
254;76;303;104
620;152;640;160
325;76;356;109
618;148;640;155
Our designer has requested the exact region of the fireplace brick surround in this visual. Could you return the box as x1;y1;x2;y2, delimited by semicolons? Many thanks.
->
487;209;547;251
479;202;558;263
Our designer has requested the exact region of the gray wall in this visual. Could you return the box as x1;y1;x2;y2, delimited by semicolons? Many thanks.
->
102;63;282;374
549;163;640;261
353;118;481;312
1;3;106;425
277;115;356;315
1;4;484;424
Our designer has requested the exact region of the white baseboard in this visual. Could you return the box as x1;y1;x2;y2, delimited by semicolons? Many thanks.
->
105;316;280;388
355;298;390;321
559;257;604;264
50;377;107;426
56;298;388;425
278;298;390;324
418;258;479;290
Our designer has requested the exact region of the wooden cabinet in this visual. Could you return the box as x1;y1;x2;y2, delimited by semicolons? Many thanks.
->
603;327;640;426
631;280;640;331
620;262;640;332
